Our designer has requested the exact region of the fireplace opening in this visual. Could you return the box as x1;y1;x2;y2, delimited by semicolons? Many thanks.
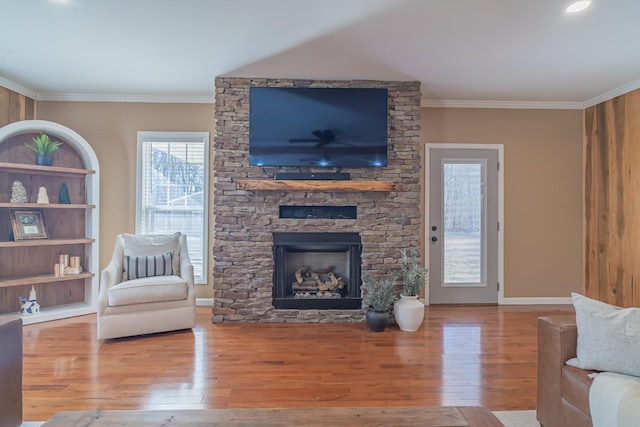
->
273;232;362;309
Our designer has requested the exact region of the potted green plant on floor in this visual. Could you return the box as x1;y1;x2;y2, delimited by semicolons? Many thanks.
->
394;248;429;332
25;133;63;166
363;272;397;332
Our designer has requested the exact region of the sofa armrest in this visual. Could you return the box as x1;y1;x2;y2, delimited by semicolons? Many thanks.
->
0;316;22;427
537;315;578;427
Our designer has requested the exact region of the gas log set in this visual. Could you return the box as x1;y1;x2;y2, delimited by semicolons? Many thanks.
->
292;265;347;298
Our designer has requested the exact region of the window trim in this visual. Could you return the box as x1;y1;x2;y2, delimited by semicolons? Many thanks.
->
136;131;210;285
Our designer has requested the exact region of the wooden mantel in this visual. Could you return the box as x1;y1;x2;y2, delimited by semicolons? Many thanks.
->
236;179;397;192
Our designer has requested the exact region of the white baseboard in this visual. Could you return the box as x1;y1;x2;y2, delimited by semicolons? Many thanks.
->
196;298;214;307
423;297;572;305
502;297;572;305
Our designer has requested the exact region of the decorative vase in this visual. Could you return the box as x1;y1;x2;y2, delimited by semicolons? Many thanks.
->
394;294;425;332
36;155;52;166
366;308;389;332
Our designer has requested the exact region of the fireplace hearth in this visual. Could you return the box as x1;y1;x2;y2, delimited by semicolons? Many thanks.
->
273;232;362;309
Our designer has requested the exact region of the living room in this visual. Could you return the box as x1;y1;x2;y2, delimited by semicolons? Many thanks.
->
1;1;640;426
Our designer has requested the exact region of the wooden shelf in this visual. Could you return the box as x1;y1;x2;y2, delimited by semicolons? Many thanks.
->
0;203;95;209
0;162;95;177
0;238;94;248
0;272;94;288
237;179;397;192
2;302;96;326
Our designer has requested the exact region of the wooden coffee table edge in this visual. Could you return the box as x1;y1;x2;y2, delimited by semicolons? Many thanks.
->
41;406;504;426
457;406;504;427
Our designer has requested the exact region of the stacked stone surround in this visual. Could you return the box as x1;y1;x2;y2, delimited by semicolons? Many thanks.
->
212;77;421;323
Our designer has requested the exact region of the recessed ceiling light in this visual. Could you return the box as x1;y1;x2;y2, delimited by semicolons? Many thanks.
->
567;1;591;13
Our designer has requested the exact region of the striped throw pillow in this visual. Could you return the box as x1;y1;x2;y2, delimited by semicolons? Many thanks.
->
124;252;175;280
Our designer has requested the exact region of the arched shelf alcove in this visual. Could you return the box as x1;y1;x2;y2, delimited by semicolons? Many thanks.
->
0;120;99;324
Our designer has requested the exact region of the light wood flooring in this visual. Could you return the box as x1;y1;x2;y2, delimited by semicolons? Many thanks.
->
21;305;574;421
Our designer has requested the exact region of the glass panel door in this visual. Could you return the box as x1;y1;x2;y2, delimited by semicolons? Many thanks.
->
429;148;498;304
443;161;485;286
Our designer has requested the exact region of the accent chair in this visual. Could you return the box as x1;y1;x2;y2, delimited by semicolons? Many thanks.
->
97;232;196;340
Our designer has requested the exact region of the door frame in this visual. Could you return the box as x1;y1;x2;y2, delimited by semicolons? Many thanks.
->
424;143;505;304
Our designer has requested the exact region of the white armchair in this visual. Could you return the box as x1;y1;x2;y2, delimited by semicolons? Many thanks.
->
97;232;196;340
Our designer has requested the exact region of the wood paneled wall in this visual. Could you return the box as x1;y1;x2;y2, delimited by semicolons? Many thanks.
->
0;86;35;127
585;89;640;307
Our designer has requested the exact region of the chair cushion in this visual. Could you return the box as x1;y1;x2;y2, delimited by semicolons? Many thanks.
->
108;275;188;307
122;232;181;277
123;252;175;280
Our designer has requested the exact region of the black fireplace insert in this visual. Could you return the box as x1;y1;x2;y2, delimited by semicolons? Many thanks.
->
272;232;362;309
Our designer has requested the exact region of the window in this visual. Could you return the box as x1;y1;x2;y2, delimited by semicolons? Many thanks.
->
136;132;209;283
442;161;484;285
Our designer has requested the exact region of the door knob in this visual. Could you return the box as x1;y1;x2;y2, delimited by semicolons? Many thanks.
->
431;236;438;242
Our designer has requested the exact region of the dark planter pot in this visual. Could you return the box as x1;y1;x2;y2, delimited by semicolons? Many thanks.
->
366;308;389;332
36;155;52;166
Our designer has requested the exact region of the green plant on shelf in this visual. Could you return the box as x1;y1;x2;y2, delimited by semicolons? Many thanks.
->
25;133;63;156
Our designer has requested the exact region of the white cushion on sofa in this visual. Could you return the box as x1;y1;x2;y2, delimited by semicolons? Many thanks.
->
108;275;188;307
566;293;640;377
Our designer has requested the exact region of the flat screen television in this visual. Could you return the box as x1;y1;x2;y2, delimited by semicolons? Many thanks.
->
249;87;388;167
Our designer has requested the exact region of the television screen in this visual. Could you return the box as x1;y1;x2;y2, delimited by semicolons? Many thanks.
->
249;87;388;167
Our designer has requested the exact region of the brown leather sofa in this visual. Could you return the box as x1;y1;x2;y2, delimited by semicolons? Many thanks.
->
0;316;22;427
537;316;595;427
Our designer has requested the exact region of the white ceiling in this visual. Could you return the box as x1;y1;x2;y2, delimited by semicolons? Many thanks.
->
2;0;639;108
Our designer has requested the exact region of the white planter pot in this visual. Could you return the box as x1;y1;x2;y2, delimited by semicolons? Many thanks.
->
394;294;425;332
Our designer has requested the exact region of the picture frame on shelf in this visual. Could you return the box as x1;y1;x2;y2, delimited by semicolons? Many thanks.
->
10;209;48;240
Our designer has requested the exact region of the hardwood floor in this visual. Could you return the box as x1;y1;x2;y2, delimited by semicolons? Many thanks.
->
21;305;573;421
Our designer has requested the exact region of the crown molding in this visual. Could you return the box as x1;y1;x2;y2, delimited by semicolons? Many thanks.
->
0;76;214;103
0;77;37;99
1;75;637;108
35;92;215;103
583;78;640;108
421;98;584;110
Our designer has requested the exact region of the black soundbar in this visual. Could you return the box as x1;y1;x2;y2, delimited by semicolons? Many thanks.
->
275;172;351;181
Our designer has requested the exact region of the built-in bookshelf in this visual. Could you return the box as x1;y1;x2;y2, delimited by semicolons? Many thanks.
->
0;120;99;325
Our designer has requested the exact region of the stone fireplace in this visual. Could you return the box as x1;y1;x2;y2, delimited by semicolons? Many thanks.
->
212;77;421;323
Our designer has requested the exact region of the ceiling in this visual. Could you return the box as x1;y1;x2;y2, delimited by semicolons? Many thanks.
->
1;0;639;108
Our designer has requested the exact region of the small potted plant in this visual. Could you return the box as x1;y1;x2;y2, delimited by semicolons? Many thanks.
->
363;272;397;332
394;248;429;332
25;133;63;166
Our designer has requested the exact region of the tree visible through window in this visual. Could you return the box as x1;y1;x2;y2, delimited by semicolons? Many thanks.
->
136;132;209;283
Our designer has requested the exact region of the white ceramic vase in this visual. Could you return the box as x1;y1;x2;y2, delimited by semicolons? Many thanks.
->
394;294;425;332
